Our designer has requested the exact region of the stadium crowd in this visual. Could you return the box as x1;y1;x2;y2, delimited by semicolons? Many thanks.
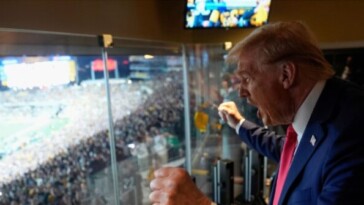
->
0;72;185;205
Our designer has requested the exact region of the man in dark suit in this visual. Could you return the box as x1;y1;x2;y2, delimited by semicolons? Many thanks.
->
149;21;364;205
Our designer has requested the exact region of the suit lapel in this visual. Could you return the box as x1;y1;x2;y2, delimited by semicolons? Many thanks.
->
276;78;343;205
278;123;325;204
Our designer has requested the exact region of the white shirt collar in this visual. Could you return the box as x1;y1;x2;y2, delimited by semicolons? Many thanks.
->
292;80;326;144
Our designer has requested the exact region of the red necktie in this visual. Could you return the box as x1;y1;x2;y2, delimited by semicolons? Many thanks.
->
273;124;298;205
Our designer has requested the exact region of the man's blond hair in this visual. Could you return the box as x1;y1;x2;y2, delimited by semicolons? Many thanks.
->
227;21;335;81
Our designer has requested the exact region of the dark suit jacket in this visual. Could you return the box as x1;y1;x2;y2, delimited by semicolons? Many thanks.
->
238;77;364;205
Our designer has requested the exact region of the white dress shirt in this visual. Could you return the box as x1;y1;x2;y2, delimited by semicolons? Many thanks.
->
291;80;325;152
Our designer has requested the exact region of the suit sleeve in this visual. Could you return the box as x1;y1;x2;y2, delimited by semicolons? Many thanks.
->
238;120;285;163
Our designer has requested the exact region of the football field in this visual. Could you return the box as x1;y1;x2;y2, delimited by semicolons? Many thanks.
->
0;116;69;157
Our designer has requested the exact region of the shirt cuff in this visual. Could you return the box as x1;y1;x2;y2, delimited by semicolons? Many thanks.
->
235;118;245;135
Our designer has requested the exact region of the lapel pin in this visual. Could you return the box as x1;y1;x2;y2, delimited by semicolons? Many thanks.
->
310;135;316;146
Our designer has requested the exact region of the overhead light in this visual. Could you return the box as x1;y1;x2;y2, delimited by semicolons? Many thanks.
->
224;41;233;50
144;54;154;59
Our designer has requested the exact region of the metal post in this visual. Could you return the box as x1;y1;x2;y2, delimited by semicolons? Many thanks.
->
217;160;221;204
244;152;249;201
99;34;121;205
182;44;192;174
244;148;253;202
213;165;218;203
91;66;95;80
114;61;119;79
248;149;253;202
75;58;80;84
263;156;268;200
213;159;234;205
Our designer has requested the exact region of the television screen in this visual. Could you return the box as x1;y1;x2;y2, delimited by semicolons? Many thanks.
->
185;0;272;29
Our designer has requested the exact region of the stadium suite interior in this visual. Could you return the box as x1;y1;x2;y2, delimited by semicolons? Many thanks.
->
1;1;364;205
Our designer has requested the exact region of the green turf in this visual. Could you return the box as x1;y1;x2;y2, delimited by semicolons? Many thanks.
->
0;117;69;154
0;121;30;140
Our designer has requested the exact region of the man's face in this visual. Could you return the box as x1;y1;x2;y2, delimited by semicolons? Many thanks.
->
236;53;294;126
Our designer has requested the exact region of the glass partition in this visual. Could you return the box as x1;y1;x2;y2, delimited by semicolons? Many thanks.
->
183;43;277;205
0;28;278;205
91;37;186;205
0;29;186;205
0;29;106;205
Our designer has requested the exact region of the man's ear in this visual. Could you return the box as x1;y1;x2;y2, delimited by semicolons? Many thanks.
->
279;61;296;89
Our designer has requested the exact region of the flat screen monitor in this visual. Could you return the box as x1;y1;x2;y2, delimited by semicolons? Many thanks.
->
185;0;272;29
